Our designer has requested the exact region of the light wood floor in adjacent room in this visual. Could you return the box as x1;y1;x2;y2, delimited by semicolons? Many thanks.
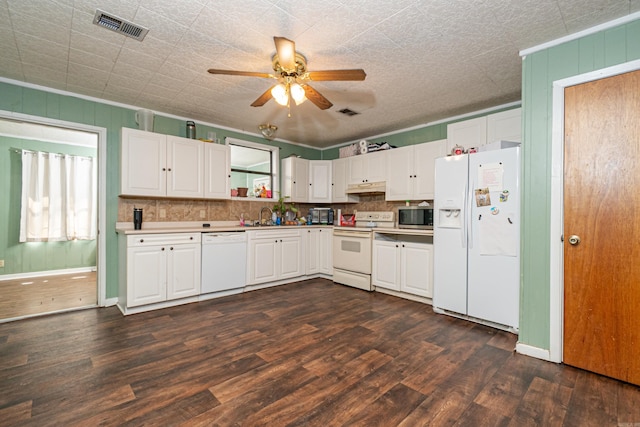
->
1;278;639;426
0;271;96;321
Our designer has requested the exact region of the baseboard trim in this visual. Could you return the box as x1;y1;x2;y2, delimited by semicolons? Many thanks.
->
516;342;553;361
103;297;118;307
0;267;96;281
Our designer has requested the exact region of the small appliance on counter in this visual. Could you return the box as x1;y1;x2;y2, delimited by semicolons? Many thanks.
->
398;205;434;229
308;207;334;225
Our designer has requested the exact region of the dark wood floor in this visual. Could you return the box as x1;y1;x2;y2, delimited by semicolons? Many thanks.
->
0;278;638;426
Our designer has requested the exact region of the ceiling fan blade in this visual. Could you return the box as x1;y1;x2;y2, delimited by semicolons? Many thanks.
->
303;85;333;110
274;36;296;71
208;69;273;79
250;86;275;107
306;69;367;81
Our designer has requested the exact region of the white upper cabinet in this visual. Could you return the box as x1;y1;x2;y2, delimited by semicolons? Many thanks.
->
281;157;309;203
385;140;446;201
166;135;204;198
204;143;230;199
447;107;521;153
121;128;229;199
121;128;167;197
486;108;522;143
308;160;332;203
348;150;387;184
332;157;359;203
446;116;488;153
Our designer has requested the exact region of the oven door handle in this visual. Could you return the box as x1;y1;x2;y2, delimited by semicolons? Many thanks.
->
333;230;371;238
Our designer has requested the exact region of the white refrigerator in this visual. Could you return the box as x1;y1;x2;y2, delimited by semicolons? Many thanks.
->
433;146;520;331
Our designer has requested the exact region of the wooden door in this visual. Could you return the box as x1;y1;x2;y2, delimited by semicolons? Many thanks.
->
563;69;640;385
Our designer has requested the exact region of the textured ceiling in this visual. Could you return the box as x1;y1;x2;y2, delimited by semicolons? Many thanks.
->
1;0;639;148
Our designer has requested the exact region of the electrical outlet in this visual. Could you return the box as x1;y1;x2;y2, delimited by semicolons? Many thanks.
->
0;260;4;268
159;209;166;219
200;210;206;219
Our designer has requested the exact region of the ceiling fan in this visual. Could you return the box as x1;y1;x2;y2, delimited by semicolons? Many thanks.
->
207;37;366;111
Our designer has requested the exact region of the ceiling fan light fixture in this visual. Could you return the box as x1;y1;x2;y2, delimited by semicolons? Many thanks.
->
290;83;306;105
259;123;278;140
271;83;288;106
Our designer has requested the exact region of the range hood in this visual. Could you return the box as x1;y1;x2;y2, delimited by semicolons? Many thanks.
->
345;181;386;194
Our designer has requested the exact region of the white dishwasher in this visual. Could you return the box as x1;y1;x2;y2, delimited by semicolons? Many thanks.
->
201;231;247;294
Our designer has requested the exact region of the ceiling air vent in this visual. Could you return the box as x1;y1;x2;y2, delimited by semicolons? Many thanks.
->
337;108;360;117
93;9;149;41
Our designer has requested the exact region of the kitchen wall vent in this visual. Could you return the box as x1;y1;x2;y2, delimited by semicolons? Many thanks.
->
337;108;360;116
93;9;149;41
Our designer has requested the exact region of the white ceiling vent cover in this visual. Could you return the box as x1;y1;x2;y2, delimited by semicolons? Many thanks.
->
93;9;149;41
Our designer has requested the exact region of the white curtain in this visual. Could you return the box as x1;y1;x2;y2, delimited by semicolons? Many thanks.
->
19;150;97;242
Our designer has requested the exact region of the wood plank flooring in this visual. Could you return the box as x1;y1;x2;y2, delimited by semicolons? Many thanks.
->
0;278;638;426
0;272;97;321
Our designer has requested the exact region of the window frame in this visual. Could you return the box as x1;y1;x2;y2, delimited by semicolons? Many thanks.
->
226;137;279;201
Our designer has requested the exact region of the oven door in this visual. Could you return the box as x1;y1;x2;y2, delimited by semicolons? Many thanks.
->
333;230;372;274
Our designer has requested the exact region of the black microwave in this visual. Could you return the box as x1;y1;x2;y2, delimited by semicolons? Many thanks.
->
397;206;433;229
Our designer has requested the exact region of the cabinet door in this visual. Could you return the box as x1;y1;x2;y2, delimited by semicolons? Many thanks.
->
306;229;319;275
372;241;400;290
279;236;303;279
487;108;521;143
204;143;231;199
248;239;278;284
318;228;333;275
127;245;167;307
120;128;166;197
166;136;204;198
385;146;414;201
447;116;487;152
413;139;446;200
309;161;332;203
332;157;358;203
167;243;201;300
401;242;433;298
348;155;367;184
282;157;309;202
366;150;388;182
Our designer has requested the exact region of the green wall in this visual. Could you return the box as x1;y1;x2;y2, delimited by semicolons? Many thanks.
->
0;81;321;299
519;18;640;350
0;136;97;275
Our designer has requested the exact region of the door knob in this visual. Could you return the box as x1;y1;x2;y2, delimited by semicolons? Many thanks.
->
568;235;581;246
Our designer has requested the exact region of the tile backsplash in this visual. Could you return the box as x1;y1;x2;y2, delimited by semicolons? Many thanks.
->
118;194;413;225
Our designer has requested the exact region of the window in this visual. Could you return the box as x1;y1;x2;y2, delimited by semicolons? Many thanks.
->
227;138;279;199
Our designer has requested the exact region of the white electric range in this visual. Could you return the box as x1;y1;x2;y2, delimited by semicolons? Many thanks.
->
332;211;395;291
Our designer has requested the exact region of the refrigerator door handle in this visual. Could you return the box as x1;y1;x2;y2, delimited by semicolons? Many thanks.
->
467;181;474;249
461;186;467;248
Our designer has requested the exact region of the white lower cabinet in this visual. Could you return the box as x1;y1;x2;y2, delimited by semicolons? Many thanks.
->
121;233;201;309
305;227;332;275
372;233;433;298
247;229;304;285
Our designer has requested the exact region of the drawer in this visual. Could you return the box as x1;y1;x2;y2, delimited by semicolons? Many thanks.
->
248;229;301;240
127;233;201;247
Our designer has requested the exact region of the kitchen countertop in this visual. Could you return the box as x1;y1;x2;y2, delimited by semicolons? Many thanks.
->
115;221;433;236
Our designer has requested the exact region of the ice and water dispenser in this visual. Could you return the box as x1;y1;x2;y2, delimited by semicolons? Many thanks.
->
438;200;462;228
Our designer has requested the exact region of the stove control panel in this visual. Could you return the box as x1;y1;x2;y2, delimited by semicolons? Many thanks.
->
354;211;395;222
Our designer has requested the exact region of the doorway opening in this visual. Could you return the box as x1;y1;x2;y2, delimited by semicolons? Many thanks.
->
0;113;106;322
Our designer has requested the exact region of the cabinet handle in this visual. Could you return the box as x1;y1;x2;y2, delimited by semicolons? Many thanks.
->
280;239;283;242
161;247;165;251
396;244;399;247
140;239;144;243
190;236;193;240
167;168;172;172
170;247;174;250
162;168;166;172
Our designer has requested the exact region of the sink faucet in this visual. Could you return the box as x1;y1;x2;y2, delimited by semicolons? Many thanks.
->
260;206;273;225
